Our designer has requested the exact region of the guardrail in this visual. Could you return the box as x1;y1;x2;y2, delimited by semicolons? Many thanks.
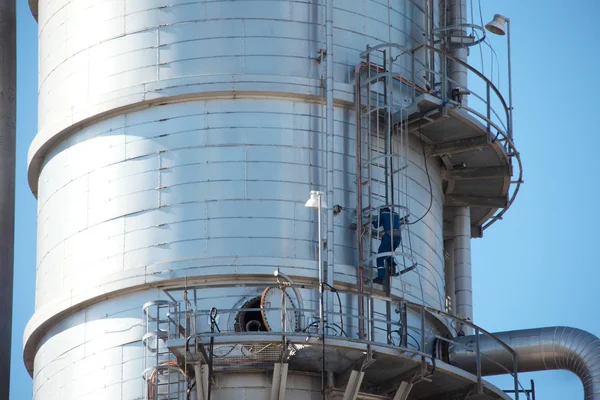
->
357;42;522;233
157;283;527;399
409;44;523;232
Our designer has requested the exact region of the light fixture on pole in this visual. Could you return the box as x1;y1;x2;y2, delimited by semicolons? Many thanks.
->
305;190;327;395
304;190;326;340
485;14;507;35
485;14;513;141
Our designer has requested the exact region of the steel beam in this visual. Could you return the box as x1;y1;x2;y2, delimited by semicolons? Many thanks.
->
445;194;507;208
445;165;511;180
428;136;489;157
194;364;210;400
341;370;365;400
270;363;289;400
392;382;414;400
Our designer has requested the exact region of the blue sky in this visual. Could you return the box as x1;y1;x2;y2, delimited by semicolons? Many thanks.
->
9;0;600;399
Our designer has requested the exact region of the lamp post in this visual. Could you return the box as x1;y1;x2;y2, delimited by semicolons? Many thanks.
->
305;190;328;398
305;190;328;338
485;14;513;141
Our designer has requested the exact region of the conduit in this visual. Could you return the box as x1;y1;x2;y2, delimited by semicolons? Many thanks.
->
450;327;600;399
325;0;335;321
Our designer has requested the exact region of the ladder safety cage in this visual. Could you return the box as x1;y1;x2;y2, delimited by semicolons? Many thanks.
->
356;43;427;348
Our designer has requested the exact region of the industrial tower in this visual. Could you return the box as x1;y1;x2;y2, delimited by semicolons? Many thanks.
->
23;0;600;399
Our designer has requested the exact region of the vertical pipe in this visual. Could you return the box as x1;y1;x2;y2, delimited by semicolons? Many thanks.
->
318;199;324;338
506;19;513;141
355;63;365;340
513;356;520;400
475;328;482;392
453;207;473;334
448;0;468;105
325;0;335;325
444;238;455;315
0;1;15;397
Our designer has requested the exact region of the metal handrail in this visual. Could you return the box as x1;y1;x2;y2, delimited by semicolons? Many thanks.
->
162;283;525;398
409;44;522;233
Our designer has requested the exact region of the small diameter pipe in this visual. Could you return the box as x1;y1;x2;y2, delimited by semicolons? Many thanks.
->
355;62;365;340
273;270;306;330
325;0;335;324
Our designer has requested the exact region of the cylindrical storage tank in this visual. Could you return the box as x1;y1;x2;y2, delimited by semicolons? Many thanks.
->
25;1;447;399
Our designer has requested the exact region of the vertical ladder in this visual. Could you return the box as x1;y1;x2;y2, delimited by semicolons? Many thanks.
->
356;44;417;344
143;300;185;400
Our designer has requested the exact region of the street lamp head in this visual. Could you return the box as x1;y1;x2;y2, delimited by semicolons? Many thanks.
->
305;190;327;209
485;14;508;36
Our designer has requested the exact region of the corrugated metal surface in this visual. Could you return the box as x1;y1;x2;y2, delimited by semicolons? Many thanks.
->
26;0;447;398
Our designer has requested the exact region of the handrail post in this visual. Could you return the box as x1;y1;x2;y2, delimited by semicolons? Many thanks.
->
441;53;448;106
514;355;520;400
486;82;491;135
411;49;416;102
475;328;482;393
420;306;425;352
401;301;408;347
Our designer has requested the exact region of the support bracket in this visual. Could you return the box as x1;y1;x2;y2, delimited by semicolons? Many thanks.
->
392;381;414;400
194;364;210;400
341;370;365;400
270;363;289;400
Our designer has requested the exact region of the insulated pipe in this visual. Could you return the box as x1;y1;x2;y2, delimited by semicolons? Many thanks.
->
443;239;455;316
453;207;472;334
450;327;600;399
0;0;16;398
448;0;468;106
325;0;335;320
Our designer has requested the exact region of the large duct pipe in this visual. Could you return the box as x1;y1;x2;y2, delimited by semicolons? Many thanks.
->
0;0;16;398
453;206;472;334
450;327;600;399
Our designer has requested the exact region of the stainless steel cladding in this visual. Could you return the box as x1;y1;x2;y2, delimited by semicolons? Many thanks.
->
25;1;447;399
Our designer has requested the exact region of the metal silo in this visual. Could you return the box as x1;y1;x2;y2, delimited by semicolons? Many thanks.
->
23;1;600;400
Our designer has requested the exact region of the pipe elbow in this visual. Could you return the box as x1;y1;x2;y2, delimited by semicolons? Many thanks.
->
449;326;600;399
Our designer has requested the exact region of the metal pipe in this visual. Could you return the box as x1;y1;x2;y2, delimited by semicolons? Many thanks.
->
355;62;365;340
318;195;325;399
506;18;513;141
325;0;335;334
273;270;306;330
453;207;472;334
450;327;600;399
0;0;16;398
318;198;324;338
448;0;468;105
443;239;455;316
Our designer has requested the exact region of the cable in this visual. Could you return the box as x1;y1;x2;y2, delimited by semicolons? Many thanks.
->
408;125;433;226
186;381;196;400
206;307;218;400
323;282;345;336
408;332;421;351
